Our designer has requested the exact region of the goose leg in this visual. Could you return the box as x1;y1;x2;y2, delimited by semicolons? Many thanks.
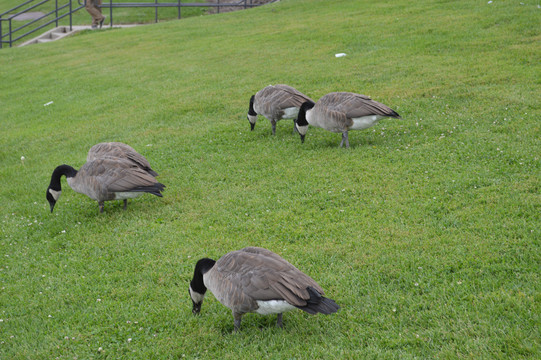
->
99;202;104;213
276;313;283;328
123;199;128;210
233;312;242;332
340;132;350;148
271;121;277;136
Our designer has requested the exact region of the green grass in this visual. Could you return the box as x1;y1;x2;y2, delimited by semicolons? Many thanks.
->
1;0;540;358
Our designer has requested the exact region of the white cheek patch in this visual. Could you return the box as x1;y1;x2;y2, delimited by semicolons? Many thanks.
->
49;189;62;201
296;124;309;136
247;114;257;124
189;286;205;304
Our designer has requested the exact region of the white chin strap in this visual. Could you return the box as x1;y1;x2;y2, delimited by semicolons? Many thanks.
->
49;189;62;201
247;114;257;124
189;286;205;304
296;124;309;136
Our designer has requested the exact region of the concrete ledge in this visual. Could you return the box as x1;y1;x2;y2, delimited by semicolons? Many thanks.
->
18;24;140;47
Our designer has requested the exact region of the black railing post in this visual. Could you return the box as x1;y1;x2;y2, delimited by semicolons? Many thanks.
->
0;0;267;49
9;18;12;48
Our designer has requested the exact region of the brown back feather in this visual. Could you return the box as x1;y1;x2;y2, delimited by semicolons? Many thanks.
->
205;247;325;313
255;85;313;120
87;142;157;176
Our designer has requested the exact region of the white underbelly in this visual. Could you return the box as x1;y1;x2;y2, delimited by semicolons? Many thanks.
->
281;107;300;120
255;300;296;315
350;115;385;130
114;192;144;200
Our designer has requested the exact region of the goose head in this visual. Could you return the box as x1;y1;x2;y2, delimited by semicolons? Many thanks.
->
247;95;257;131
46;187;61;213
295;101;315;143
189;258;216;315
46;165;77;213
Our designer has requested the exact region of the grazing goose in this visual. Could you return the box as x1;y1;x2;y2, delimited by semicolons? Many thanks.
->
87;142;158;177
46;158;165;213
189;246;339;332
247;84;314;135
295;92;401;148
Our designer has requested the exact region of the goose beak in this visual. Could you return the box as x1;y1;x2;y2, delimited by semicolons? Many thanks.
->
300;134;305;144
250;122;255;131
49;202;56;213
192;301;202;315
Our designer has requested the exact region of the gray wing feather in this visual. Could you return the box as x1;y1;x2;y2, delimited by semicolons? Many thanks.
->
75;159;161;200
255;85;313;120
208;248;324;311
320;92;400;118
87;142;158;177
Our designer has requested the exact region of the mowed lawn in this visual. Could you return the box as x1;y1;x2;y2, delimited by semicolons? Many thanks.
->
0;0;539;358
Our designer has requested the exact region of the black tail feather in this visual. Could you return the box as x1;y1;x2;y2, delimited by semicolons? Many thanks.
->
295;286;340;315
129;182;166;197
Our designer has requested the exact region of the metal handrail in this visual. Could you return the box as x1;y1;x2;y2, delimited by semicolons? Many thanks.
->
94;0;262;26
1;0;83;48
1;0;270;48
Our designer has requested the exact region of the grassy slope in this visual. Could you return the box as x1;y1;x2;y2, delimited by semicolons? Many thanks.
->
1;0;540;358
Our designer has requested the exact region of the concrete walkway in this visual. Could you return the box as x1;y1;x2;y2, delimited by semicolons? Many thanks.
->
12;11;46;21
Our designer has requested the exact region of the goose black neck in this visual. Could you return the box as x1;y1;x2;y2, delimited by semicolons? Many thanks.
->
248;95;257;116
48;165;78;191
297;101;315;126
190;258;216;294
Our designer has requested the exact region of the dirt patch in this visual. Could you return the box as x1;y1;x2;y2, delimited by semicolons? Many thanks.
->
206;0;277;14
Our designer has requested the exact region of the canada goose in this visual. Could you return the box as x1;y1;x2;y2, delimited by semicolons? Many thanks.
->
46;158;165;213
295;92;401;148
189;247;339;332
87;142;158;177
247;84;314;135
